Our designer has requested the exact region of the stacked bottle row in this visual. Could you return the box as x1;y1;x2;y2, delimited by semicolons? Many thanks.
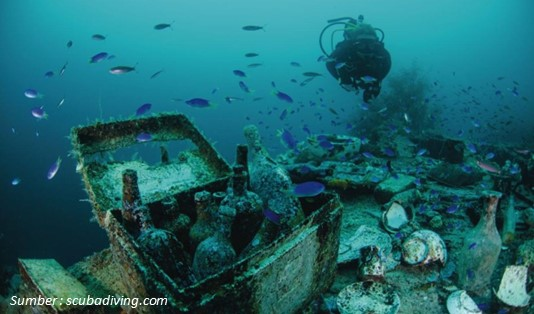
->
118;125;305;282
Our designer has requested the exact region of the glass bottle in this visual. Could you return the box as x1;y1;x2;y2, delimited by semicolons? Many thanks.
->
122;169;195;286
188;191;218;249
136;205;196;287
221;165;263;254
243;125;305;231
457;192;502;296
501;195;516;244
192;203;236;280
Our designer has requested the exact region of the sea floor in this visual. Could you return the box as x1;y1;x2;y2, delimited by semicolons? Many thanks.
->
312;190;533;314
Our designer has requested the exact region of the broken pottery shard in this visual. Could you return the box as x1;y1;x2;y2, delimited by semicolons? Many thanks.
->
495;265;530;307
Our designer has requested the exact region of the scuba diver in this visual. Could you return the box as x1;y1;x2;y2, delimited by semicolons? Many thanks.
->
320;15;391;103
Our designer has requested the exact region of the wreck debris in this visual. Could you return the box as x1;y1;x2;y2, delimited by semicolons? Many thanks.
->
401;230;447;266
358;246;386;281
336;281;401;314
494;265;530;308
382;201;411;233
446;290;482;314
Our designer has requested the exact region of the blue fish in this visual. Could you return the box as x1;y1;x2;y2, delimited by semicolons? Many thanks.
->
136;132;152;142
280;129;298;151
446;204;460;214
89;52;108;63
31;106;48;119
299;165;311;174
383;148;395;157
370;176;381;183
485;152;495;160
319;140;334;150
273;90;293;103
466;143;477;154
362;152;374;159
225;96;243;103
461;164;473;174
11;177;21;186
263;209;281;225
468;242;477;250
185;98;215;108
233;69;246;77
334;62;346;70
418;204;427;213
279;109;288;120
150;69;164;79
316;135;328;142
47;157;62;180
24;88;43;99
44;71;54;78
416;148;427;156
303;126;311;136
290;61;301;67
467;269;475;280
238;81;252;93
135;103;152;116
476;303;490;311
360;75;377;84
360;102;369;110
509;164;520;175
293;181;325;197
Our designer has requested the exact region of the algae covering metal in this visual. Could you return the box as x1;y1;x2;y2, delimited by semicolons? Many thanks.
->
17;114;342;313
70;113;232;225
18;259;91;313
103;192;342;313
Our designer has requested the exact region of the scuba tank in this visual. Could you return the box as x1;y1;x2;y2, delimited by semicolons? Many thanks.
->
319;15;385;57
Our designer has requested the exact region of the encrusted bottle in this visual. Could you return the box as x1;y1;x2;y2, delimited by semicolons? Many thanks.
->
188;191;219;249
501;195;516;244
222;165;263;254
121;169;195;287
457;191;502;296
243;125;304;230
192;203;236;280
136;205;196;286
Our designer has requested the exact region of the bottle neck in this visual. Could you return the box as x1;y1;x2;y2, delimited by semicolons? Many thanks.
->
135;205;154;232
232;165;248;196
480;195;499;230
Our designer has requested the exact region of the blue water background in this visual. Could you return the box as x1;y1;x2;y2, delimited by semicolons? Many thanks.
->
1;0;533;267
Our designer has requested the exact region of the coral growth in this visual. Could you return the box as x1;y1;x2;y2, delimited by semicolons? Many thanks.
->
352;63;440;140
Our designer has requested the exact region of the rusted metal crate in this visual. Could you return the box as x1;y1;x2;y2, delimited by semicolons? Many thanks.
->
70;113;233;226
18;113;342;313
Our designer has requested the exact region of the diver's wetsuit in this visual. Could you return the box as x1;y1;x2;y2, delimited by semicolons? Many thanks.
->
326;38;391;103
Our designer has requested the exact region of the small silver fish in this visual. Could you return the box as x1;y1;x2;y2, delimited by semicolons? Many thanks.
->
109;65;136;74
56;97;65;108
